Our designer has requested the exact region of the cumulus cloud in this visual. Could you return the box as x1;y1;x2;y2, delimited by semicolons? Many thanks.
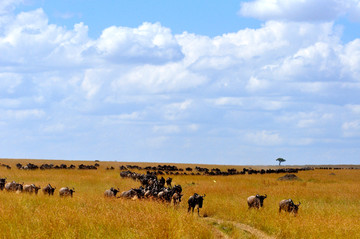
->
94;22;183;64
239;0;357;22
1;4;360;163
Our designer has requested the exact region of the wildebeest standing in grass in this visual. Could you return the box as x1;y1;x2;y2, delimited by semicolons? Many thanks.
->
23;184;41;194
247;194;267;209
5;181;16;191
59;187;75;197
119;189;137;199
104;187;120;197
188;193;206;216
279;199;301;216
0;177;6;190
166;177;172;187
171;192;183;206
5;181;23;192
42;184;56;195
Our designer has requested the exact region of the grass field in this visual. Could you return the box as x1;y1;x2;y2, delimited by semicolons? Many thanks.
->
0;158;359;238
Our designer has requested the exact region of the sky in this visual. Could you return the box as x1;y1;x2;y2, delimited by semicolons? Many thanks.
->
1;0;360;165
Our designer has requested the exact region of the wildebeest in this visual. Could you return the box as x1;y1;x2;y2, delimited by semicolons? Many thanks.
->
188;193;206;215
23;184;41;194
247;194;267;209
279;199;301;216
59;187;75;197
5;181;23;192
166;177;172;187
171;192;183;206
119;189;138;199
42;184;56;195
104;187;120;197
0;177;6;190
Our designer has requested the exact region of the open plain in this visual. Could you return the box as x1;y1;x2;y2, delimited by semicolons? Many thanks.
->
0;158;359;239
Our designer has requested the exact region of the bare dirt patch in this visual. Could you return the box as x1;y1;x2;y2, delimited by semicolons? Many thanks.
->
204;217;275;239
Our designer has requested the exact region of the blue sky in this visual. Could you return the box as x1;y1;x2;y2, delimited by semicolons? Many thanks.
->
1;0;360;165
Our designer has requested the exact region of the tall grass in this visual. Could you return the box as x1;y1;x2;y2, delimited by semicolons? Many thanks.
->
0;159;359;238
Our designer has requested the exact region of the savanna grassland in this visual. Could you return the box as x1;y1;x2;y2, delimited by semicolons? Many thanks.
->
0;158;359;239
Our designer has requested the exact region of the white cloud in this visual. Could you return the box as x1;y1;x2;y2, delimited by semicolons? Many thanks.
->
112;63;207;93
342;120;360;137
153;125;180;134
245;130;283;145
0;5;360;163
152;124;199;135
278;112;334;128
0;109;45;120
163;100;193;120
0;9;90;67
246;76;269;92
340;39;360;80
102;112;144;125
0;0;22;15
212;97;288;111
239;0;353;21
0;73;22;93
42;123;66;133
346;104;360;114
95;22;183;64
213;97;244;106
0;98;21;108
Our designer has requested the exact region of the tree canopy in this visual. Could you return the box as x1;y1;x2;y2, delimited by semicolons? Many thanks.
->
276;158;286;165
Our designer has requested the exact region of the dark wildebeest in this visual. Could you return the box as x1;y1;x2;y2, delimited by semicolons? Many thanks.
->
159;177;165;188
279;199;301;216
247;194;267;209
42;184;56;196
59;187;75;197
23;184;41;194
104;187;120;197
166;177;172;187
188;193;206;216
0;177;6;190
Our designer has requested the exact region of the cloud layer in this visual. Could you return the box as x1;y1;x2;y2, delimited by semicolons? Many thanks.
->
0;3;360;164
239;0;360;22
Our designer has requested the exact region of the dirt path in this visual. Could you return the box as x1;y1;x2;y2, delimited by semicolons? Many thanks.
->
204;217;275;239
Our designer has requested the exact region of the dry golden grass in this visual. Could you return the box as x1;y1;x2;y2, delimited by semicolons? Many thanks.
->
0;158;359;238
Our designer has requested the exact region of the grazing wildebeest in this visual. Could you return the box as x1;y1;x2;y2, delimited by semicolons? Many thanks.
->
59;187;75;197
279;199;301;216
247;194;267;209
0;177;6;190
171;192;183;206
23;184;41;194
188;193;206;215
104;187;120;197
42;184;56;195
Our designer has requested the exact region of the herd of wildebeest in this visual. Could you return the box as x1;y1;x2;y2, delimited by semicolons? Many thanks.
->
0;162;314;217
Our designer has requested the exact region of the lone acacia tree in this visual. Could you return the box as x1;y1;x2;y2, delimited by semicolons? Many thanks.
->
276;158;286;166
